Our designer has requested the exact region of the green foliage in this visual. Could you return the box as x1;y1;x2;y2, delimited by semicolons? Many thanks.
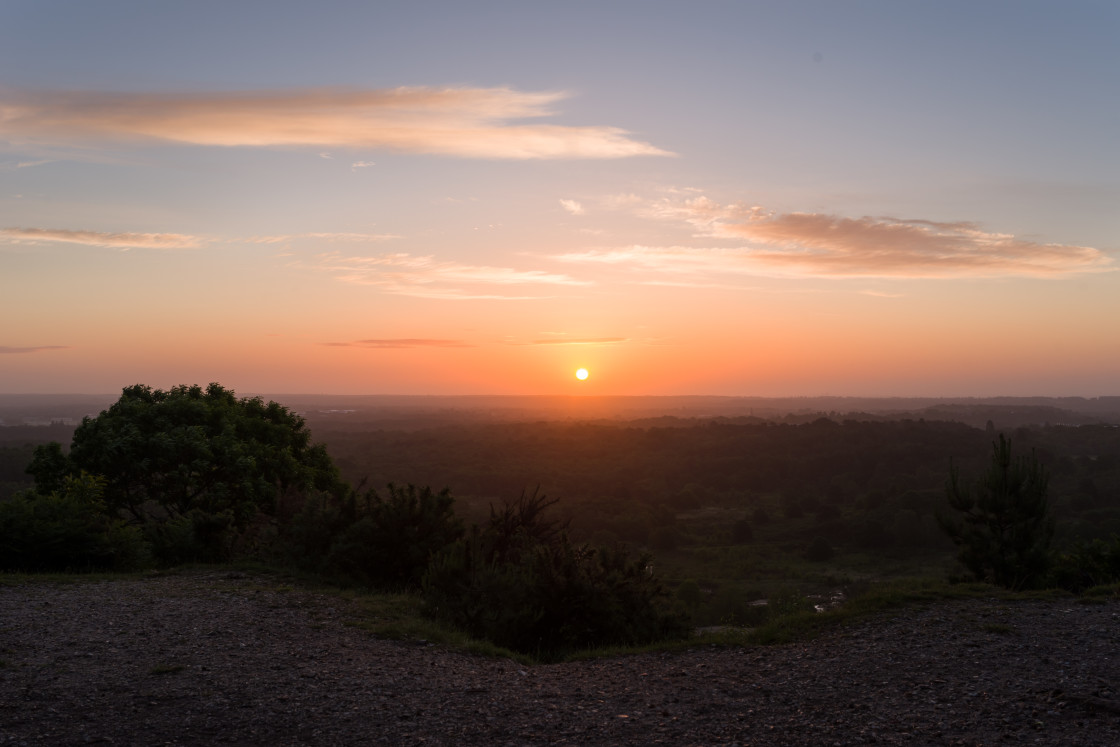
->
271;484;464;590
145;509;237;565
1049;536;1120;593
805;536;835;562
422;489;688;659
938;434;1054;590
730;518;753;543
65;383;342;523
324;484;464;589
0;473;148;571
29;383;346;561
675;578;702;608
25;441;71;495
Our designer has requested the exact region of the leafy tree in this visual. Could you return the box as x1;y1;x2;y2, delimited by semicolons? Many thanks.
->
938;434;1054;590
30;383;346;557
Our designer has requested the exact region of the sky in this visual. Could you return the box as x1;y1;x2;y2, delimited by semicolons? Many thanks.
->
1;0;1118;397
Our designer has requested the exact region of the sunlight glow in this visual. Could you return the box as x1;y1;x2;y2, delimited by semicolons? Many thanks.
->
575;368;589;381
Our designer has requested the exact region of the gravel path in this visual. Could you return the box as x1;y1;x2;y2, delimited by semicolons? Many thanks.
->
1;571;1118;745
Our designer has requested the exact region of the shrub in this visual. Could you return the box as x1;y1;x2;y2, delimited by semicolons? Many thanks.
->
805;536;835;562
1049;536;1120;593
270;484;463;590
0;474;148;571
324;484;463;589
422;490;688;658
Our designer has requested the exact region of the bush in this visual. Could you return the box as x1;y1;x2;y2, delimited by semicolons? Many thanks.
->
324;484;463;589
1049;536;1120;593
270;484;463;590
422;490;688;658
0;474;148;571
805;536;835;562
730;518;753;544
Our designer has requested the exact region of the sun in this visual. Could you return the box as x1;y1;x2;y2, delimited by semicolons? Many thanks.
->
575;368;589;381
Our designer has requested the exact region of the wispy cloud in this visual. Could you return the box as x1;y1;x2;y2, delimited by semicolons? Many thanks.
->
0;158;55;171
0;227;203;249
0;87;671;160
554;245;749;274
312;251;589;300
246;232;399;244
0;345;68;354
599;195;1113;279
351;160;375;170
531;336;626;345
323;338;471;349
559;199;584;215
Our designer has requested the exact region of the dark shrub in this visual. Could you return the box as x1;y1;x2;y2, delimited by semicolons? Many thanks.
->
1049;536;1120;593
422;490;687;658
0;474;148;571
805;536;835;562
323;484;463;589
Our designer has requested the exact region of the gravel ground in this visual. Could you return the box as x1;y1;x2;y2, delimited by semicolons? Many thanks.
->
1;571;1118;746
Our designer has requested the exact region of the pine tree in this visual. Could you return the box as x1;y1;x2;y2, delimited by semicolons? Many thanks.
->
938;434;1054;590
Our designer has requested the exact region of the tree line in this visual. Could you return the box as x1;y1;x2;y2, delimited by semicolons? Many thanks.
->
0;384;686;659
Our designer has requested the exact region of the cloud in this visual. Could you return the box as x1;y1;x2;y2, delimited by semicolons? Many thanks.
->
350;160;375;170
0;87;671;160
312;251;589;300
0;345;68;354
554;245;749;275
531;337;626;345
245;232;399;244
605;196;1113;279
0;227;203;249
559;199;584;215
323;339;471;349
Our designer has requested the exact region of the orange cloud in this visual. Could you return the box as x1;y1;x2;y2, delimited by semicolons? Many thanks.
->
0;87;670;159
0;227;203;249
245;232;399;244
312;251;589;299
602;196;1113;279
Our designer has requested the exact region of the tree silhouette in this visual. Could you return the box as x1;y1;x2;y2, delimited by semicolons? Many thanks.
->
938;434;1053;589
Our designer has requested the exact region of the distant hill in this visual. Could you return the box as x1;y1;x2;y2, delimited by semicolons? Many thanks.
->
1;393;1118;433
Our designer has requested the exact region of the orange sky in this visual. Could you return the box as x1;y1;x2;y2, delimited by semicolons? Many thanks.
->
1;2;1117;396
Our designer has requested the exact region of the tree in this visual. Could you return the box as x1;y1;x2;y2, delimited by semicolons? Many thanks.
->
938;434;1054;590
31;383;346;541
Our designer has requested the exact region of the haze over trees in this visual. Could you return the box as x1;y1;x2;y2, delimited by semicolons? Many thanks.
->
3;386;1120;652
3;384;691;657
